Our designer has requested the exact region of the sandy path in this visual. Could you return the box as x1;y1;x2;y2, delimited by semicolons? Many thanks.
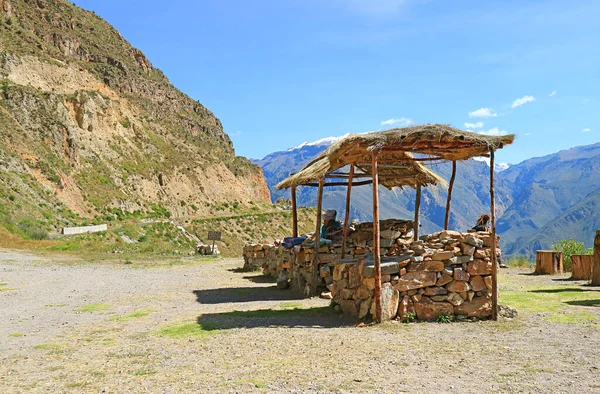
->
1;250;600;393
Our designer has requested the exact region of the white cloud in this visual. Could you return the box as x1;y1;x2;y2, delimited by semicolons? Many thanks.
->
477;127;508;136
464;122;484;129
582;128;591;133
468;108;497;118
548;91;556;97
511;95;536;108
524;132;532;136
381;117;413;127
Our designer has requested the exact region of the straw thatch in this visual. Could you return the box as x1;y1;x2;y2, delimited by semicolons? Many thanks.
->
277;124;515;190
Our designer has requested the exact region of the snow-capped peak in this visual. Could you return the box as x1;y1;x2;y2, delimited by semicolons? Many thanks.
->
286;133;350;152
472;157;511;172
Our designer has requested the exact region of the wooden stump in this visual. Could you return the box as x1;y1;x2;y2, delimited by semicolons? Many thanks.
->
571;255;593;280
535;250;563;275
592;231;600;286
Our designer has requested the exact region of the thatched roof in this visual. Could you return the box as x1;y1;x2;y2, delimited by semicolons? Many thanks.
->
277;124;515;190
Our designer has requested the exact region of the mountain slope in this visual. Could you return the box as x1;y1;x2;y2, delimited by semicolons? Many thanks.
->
0;0;270;236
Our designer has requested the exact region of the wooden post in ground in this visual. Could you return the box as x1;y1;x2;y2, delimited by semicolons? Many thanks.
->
372;152;382;323
414;184;421;241
570;255;593;280
291;185;298;238
489;150;498;321
341;165;354;259
592;230;600;286
444;160;457;230
534;250;564;274
312;179;324;296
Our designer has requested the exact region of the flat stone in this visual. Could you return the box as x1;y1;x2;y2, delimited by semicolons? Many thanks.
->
320;291;333;299
363;260;400;278
394;271;437;292
436;272;453;287
431;295;448;302
462;235;484;248
446;255;474;265
467;260;493;275
469;275;486;292
454;268;471;281
432;250;454;260
381;283;400;321
453;296;492;318
407;261;426;272
425;261;445;272
446;280;471;292
414;300;454;321
439;230;461;240
410;256;424;263
424;286;448;296
461;243;476;256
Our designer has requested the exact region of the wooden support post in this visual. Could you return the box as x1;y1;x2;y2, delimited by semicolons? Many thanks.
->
592;230;600;286
535;251;564;275
489;150;498;321
312;179;324;297
570;255;593;280
291;186;298;237
341;165;354;259
372;152;382;323
414;184;421;241
445;160;457;230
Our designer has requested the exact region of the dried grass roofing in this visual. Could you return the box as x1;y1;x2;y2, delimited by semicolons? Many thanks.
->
277;124;515;190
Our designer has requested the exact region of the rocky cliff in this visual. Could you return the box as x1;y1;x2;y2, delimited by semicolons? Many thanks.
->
0;0;270;235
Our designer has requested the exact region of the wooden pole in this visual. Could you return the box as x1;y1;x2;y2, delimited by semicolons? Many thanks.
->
372;152;382;323
444;160;457;230
312;179;324;297
291;186;298;237
341;165;354;259
414;184;421;241
489;150;498;320
592;230;600;286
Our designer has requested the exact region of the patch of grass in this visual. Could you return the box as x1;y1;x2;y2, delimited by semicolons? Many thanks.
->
0;285;17;292
34;343;62;351
249;379;268;388
154;321;220;338
544;312;597;324
506;256;532;269
403;312;416;323
9;333;24;337
44;303;67;307
75;303;110;313
46;243;80;251
279;301;304;309
109;309;151;322
133;370;156;376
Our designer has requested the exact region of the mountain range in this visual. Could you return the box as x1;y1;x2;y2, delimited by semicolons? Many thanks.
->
254;139;600;257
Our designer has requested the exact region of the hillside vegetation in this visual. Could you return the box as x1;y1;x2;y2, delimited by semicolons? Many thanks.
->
0;0;270;240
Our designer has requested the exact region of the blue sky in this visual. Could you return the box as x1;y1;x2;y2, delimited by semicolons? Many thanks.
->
72;0;599;164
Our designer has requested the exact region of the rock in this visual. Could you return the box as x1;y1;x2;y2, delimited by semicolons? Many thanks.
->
462;235;484;248
425;261;445;272
467;260;493;275
407;261;426;272
363;277;376;291
436;272;453;287
447;292;464;306
348;264;362;288
446;255;474;265
461;243;476;256
397;295;415;321
363;260;399;277
474;249;490;259
432;250;454;260
446;280;471;292
333;264;346;281
320;265;331;278
453;268;471;281
355;284;371;300
359;297;372;319
499;304;518;318
381;283;400;321
341;288;354;300
411;294;422;303
320;291;333;299
454;296;492;318
339;299;359;318
467;291;475;302
399;268;407;276
431;295;448;302
276;277;289;289
381;274;391;282
484;275;492;291
439;230;461;240
424;286;448;296
393;271;437;292
414;301;454;321
469;275;486;292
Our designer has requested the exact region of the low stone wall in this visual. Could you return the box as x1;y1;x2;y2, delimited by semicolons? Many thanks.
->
62;224;108;235
329;230;496;321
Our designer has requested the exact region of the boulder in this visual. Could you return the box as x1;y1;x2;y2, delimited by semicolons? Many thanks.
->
414;300;454;321
463;235;484;248
446;280;471;292
359;297;372;319
467;260;493;275
469;275;486;292
381;283;400;321
394;271;437;292
339;299;359;318
454;296;492;318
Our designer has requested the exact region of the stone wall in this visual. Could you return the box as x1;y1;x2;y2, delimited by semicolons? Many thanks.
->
328;230;496;321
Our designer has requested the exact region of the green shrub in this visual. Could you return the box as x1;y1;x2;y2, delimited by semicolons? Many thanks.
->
403;312;416;323
436;313;453;323
552;239;593;272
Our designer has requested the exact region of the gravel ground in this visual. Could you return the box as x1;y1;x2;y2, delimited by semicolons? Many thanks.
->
1;249;600;393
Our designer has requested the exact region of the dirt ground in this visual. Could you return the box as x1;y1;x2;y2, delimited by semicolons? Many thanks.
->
1;249;600;393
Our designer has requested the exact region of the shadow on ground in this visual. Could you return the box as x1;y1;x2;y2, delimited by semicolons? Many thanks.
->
194;286;301;304
529;288;598;294
197;307;353;330
565;299;600;307
241;274;275;284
